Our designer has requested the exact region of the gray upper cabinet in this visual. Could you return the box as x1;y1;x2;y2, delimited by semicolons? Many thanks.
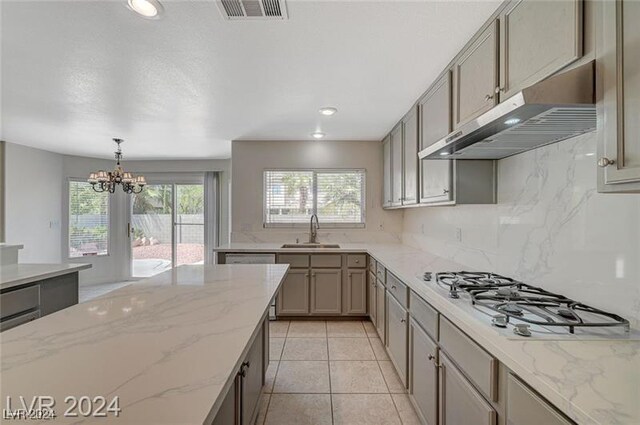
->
310;269;342;315
419;72;454;204
390;124;404;206
382;136;393;207
402;108;419;206
499;0;583;99
440;353;497;425
453;20;499;129
597;0;640;192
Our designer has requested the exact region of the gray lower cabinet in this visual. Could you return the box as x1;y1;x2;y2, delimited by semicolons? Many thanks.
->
276;269;309;315
310;269;342;315
212;320;266;425
391;123;404;207
40;273;79;316
597;0;640;191
241;327;264;425
375;280;386;343
368;271;377;323
453;20;499;129
386;292;408;387
499;0;582;99
344;269;366;315
440;353;497;425
402;108;419;206
409;318;438;425
212;379;237;425
0;272;79;332
506;373;574;425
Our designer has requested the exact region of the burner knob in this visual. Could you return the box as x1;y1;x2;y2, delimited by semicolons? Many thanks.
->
491;314;508;328
513;324;532;337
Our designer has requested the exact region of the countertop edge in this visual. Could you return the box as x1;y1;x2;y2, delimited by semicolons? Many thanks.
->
0;263;92;291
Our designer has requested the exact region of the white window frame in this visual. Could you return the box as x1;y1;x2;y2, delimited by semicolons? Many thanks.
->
263;169;366;229
67;178;111;258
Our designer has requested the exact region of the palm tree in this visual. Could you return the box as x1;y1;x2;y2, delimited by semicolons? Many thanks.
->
282;172;312;213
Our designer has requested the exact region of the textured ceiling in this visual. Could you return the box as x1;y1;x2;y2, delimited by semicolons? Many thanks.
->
1;0;501;159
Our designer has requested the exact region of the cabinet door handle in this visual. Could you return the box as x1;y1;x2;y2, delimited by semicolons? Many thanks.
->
348;273;352;278
400;318;406;323
443;188;449;194
391;285;397;290
598;157;615;167
495;86;504;94
485;94;494;101
355;259;360;263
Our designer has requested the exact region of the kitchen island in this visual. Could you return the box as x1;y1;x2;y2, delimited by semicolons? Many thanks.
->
1;263;92;331
0;264;288;424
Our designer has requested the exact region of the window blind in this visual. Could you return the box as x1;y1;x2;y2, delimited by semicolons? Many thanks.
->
316;171;364;223
264;170;314;224
69;181;109;257
264;170;364;226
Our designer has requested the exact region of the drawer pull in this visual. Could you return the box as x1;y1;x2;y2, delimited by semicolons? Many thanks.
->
355;259;360;263
392;285;397;290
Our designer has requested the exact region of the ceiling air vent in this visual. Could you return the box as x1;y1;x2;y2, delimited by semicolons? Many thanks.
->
218;0;288;19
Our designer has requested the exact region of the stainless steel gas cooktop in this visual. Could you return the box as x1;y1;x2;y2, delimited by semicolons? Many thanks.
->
425;271;631;338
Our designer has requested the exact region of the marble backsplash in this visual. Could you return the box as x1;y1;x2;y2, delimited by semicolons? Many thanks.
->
403;131;640;328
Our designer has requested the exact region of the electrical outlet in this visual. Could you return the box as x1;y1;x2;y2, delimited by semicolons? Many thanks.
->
455;227;462;242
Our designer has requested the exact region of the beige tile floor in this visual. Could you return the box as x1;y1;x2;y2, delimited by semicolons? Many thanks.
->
257;320;422;425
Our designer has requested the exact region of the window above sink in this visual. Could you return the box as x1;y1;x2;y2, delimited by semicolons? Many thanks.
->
264;169;365;228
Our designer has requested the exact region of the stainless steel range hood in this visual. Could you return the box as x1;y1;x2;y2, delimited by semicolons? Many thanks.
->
419;61;596;160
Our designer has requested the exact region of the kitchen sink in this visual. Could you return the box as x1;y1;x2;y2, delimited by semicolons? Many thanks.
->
281;243;341;249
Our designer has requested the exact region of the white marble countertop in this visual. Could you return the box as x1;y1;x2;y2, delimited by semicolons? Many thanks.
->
0;263;92;291
216;243;640;425
0;264;289;424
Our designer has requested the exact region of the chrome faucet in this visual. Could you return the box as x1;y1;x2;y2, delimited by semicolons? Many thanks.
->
309;214;319;244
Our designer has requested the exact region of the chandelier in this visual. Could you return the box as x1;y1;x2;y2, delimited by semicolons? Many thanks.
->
88;138;146;194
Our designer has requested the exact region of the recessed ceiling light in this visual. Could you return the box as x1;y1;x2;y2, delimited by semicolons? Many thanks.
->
319;107;337;116
504;118;521;125
127;0;164;18
311;132;325;139
439;152;449;156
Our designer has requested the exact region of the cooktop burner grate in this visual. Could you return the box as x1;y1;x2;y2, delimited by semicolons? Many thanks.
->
434;272;630;336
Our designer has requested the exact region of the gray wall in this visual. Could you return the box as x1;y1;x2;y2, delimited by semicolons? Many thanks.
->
231;140;403;243
4;143;64;262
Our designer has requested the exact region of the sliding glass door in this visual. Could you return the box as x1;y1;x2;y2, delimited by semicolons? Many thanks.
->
175;184;205;267
129;181;205;278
